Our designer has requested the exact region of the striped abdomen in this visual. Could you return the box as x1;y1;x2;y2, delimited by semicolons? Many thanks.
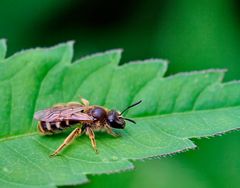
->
38;120;79;134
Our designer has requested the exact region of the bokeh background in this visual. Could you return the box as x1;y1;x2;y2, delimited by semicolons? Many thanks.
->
1;0;240;187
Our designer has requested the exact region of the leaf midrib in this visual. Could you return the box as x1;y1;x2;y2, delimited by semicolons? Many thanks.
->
1;105;239;143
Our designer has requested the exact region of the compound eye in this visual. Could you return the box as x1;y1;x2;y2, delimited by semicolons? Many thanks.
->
90;107;107;120
107;111;117;122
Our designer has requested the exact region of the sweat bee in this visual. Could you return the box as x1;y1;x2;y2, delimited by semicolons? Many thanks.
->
34;98;142;157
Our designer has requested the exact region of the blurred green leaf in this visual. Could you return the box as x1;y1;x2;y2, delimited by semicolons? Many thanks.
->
0;39;6;60
0;40;240;188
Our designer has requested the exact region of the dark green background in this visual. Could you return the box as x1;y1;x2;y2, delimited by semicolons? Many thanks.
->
1;0;239;187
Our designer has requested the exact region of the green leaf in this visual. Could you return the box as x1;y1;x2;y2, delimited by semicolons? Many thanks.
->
0;40;240;188
0;39;7;61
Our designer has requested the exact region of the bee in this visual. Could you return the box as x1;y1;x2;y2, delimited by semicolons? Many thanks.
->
34;98;142;157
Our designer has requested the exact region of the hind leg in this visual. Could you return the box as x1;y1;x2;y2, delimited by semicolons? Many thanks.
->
50;127;83;157
80;97;90;106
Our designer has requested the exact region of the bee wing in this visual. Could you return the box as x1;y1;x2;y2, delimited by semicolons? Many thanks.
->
34;109;54;121
67;112;94;122
34;106;94;122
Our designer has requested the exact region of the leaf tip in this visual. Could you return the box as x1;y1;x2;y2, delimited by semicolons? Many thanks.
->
105;48;123;58
128;58;169;77
66;40;75;47
0;38;7;60
0;38;7;43
76;48;123;66
51;40;75;50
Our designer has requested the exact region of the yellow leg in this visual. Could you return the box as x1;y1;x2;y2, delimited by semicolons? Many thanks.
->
37;122;45;134
86;127;98;153
105;124;120;137
52;103;65;108
67;101;82;106
80;97;90;106
50;128;82;157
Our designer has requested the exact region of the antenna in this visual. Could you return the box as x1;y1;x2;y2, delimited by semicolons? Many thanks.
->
123;118;136;124
120;100;142;115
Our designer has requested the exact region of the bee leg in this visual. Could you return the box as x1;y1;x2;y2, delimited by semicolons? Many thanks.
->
80;97;90;106
86;127;98;154
67;102;81;106
50;127;82;157
52;103;65;108
105;124;120;137
37;122;45;134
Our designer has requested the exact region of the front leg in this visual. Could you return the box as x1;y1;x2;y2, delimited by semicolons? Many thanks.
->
104;124;120;137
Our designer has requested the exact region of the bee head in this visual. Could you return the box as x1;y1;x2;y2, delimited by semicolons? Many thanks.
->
107;100;142;129
107;110;125;129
